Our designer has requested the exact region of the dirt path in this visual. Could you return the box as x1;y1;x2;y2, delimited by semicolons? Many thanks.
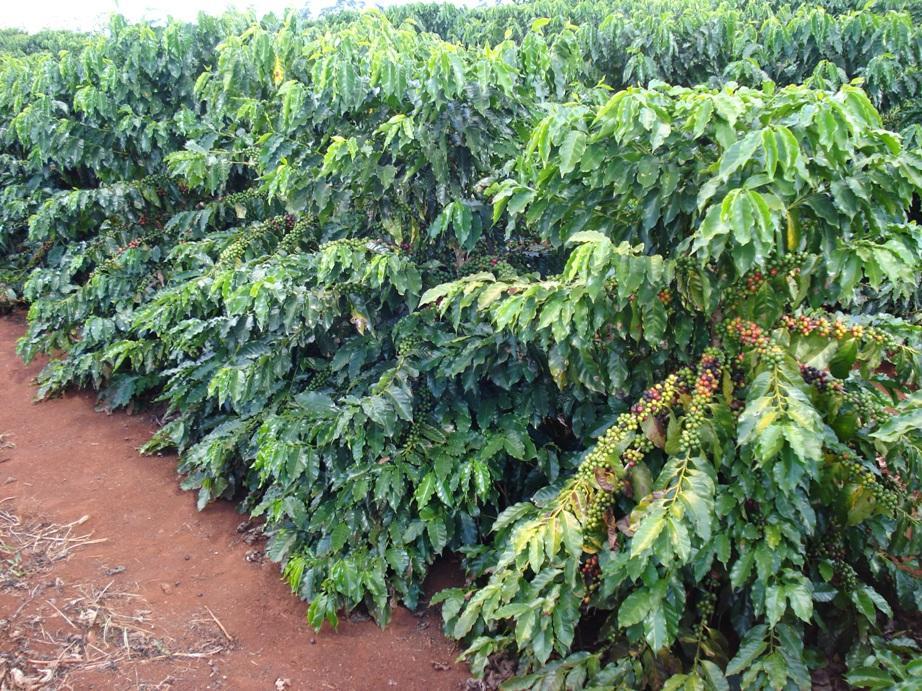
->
0;314;469;690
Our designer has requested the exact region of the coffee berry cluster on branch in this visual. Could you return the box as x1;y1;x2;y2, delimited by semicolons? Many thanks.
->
218;215;291;265
401;385;433;451
780;314;896;348
813;529;859;591
279;217;314;252
726;252;807;302
799;364;843;393
574;371;690;528
678;349;724;454
459;254;517;280
840;453;905;515
219;187;264;208
575;351;728;533
396;333;423;358
842;388;885;427
722;318;785;365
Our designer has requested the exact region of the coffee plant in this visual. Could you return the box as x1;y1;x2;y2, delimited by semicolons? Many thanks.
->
0;1;920;689
0;28;87;56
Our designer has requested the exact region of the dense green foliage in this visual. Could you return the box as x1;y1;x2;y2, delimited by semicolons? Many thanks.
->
0;2;920;689
0;27;88;56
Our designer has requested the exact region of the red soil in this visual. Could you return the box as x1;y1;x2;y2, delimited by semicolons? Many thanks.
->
0;314;469;690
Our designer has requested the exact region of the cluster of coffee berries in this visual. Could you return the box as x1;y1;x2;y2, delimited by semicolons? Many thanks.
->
423;267;455;290
763;345;785;366
136;172;170;193
729;364;746;388
344;283;374;300
96;232;158;274
842;455;903;515
696;588;717;630
584;491;613;532
575;358;726;531
396;333;423;358
679;350;723;453
621;439;656;489
580;554;601;582
744;269;766;294
657;289;672;304
842;388;885;427
780;314;896;348
813;529;847;562
723;318;787;364
415;385;433;417
279;218;313;252
576;369;698;534
799;364;842;393
402;386;433;451
115;237;143;256
577;372;687;487
629;372;688;418
239;145;260;161
724;318;770;349
262;215;293;233
318;237;369;253
217;236;248;265
402;423;425;451
694;350;722;394
622;443;647;470
768;252;807;275
220;187;263;207
459;255;516;280
307;367;332;391
726;253;806;302
810;530;859;590
781;314;829;337
875;455;907;494
726;364;748;414
218;216;285;265
834;560;859;591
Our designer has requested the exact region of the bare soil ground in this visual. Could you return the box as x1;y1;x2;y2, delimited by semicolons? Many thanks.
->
0;314;469;690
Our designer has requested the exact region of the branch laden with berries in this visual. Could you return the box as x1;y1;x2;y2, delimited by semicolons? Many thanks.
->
430;82;922;688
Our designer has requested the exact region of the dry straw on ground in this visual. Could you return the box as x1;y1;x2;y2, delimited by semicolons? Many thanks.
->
0;497;228;689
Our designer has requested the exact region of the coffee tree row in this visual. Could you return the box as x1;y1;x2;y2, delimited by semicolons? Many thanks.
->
0;2;920;689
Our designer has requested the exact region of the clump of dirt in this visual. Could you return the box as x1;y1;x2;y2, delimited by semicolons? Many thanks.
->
462;652;518;691
0;502;228;689
235;519;266;565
